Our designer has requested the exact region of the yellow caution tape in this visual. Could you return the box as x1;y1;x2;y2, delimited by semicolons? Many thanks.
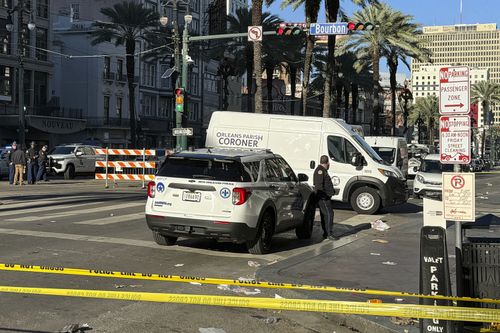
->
0;285;498;322
1;263;499;305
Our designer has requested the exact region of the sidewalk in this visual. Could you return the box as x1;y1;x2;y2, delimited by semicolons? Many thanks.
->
258;205;461;333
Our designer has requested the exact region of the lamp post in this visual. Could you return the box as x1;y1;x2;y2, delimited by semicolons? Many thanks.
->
6;0;35;148
399;81;413;140
160;0;190;151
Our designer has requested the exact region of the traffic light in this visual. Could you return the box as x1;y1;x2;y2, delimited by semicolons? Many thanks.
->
347;22;375;31
175;88;184;113
276;23;306;36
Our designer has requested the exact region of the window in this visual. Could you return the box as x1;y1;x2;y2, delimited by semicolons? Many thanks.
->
83;147;94;155
327;136;358;164
21;24;31;57
35;27;48;61
104;57;111;73
243;161;260;182
71;3;80;21
264;159;282;182
37;0;48;18
0;18;10;54
158;158;251;182
117;59;123;80
275;158;297;182
1;0;12;9
116;97;122;119
104;96;110;124
0;66;12;101
34;71;47;105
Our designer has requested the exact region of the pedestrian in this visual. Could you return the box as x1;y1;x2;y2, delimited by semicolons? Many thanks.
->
10;142;26;186
36;145;49;182
7;142;16;185
313;155;338;241
26;141;38;184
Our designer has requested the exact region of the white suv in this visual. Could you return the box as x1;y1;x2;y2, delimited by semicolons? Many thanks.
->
145;148;315;254
413;154;454;198
48;144;100;179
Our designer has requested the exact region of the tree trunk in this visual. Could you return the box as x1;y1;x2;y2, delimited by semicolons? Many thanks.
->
335;82;342;118
344;85;350;123
302;0;321;116
246;61;253;113
252;1;263;114
126;39;137;148
388;56;398;136
266;65;274;114
481;101;489;157
223;74;229;110
322;0;339;118
372;45;381;135
290;66;297;115
352;83;358;124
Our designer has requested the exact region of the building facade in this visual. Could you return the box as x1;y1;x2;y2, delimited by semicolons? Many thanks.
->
411;23;500;125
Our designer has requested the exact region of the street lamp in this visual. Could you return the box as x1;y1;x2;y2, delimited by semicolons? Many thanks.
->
161;0;191;151
398;82;413;140
6;0;36;148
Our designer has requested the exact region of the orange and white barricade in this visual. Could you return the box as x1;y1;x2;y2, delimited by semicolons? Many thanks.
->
95;148;156;188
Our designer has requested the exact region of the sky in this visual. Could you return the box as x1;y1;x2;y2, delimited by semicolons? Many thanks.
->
263;0;500;75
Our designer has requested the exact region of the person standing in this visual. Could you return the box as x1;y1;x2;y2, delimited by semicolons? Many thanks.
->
11;143;26;186
7;142;16;185
313;155;338;241
26;141;38;184
36;145;49;182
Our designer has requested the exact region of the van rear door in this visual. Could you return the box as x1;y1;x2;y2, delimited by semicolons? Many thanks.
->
152;157;250;219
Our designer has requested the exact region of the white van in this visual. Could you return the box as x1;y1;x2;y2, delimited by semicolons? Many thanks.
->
364;137;409;178
206;112;408;215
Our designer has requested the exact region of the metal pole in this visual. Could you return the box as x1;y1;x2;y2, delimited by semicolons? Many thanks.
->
453;163;463;298
142;148;146;189
173;1;182;151
105;148;109;189
17;0;26;148
180;19;189;150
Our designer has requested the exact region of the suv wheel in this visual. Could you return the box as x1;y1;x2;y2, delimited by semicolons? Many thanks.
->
247;210;274;255
64;164;75;180
152;231;177;246
350;186;381;215
295;201;315;239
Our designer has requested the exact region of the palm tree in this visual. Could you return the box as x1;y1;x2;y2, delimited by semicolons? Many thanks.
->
226;9;280;113
471;81;500;156
408;96;439;145
91;1;159;147
282;37;305;115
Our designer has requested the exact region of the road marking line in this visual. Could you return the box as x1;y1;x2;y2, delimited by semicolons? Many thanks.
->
5;202;145;222
0;202;93;218
0;228;282;260
75;213;145;225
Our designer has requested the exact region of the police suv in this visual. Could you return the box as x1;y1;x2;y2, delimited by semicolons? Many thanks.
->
145;148;315;254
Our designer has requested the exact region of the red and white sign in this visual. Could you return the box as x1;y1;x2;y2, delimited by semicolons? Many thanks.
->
439;115;471;164
248;26;263;42
442;173;475;221
439;66;470;115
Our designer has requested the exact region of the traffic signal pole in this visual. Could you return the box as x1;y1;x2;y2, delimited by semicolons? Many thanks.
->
180;23;189;150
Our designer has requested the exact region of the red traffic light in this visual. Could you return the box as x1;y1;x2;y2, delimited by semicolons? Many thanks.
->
276;23;306;36
276;27;284;35
175;88;184;96
347;22;375;31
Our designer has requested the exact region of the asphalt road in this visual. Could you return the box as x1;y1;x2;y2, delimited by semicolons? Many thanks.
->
0;172;498;333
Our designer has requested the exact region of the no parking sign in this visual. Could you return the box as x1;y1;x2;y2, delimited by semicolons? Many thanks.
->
442;173;475;221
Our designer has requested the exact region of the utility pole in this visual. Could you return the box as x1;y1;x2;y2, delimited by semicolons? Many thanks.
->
17;0;25;148
172;1;182;151
180;15;191;150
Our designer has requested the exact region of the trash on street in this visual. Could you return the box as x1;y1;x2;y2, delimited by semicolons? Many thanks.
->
371;219;390;231
382;261;397;266
247;260;261;267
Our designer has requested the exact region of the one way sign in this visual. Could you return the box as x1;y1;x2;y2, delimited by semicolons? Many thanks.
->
439;66;470;115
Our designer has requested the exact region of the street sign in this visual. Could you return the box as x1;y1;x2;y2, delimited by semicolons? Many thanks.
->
161;67;176;79
248;26;262;42
439;66;470;114
309;23;349;36
172;127;193;137
439;116;471;164
442;173;475;221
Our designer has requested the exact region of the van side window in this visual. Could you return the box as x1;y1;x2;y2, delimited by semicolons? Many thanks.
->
327;136;359;164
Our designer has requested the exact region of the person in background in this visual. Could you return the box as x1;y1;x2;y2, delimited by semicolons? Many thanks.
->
7;142;16;185
36;145;49;182
11;143;26;186
26;141;38;184
313;155;338;241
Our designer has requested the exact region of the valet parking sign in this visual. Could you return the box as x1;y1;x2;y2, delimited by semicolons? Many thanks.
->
439;66;471;164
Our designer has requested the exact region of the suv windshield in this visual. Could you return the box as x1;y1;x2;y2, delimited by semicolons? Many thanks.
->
372;147;396;164
421;160;454;173
158;157;251;182
49;146;75;155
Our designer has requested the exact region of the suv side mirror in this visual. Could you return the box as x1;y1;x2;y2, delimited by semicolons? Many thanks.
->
310;160;315;169
297;173;308;182
350;153;363;167
413;166;418;172
75;151;83;156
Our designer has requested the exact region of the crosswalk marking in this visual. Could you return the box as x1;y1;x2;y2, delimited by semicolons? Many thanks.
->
75;212;144;225
5;202;145;222
0;202;93;218
0;196;100;210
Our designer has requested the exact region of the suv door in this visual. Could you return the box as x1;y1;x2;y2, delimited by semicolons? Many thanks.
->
74;146;85;172
275;157;305;227
83;147;96;172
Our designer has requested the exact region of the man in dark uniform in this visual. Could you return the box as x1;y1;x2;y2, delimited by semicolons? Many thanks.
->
7;142;16;185
36;145;49;182
26;141;38;184
313;155;338;241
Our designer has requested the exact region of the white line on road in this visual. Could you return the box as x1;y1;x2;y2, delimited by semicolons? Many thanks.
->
74;212;145;225
0;228;282;261
0;196;102;210
0;202;93;218
5;202;145;222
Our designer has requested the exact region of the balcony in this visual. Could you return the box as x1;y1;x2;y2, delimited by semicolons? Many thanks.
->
103;71;115;82
87;117;130;128
116;74;127;83
0;105;84;118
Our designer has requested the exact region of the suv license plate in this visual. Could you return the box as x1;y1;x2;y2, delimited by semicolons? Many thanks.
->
182;191;201;202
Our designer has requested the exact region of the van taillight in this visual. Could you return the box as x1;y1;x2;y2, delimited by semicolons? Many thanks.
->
147;181;155;198
233;188;250;205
